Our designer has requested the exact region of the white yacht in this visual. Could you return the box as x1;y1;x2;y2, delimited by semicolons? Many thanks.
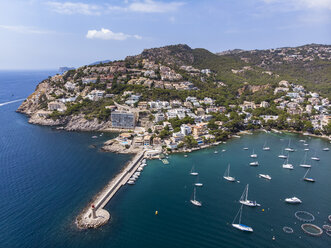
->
299;152;311;168
243;147;249;150
223;164;236;182
283;154;294;169
239;184;260;207
127;180;135;185
323;147;329;151
259;174;271;180
249;161;259;166
232;204;253;232
304;148;309;151
285;197;302;204
250;149;257;158
190;166;198;176
190;187;202;207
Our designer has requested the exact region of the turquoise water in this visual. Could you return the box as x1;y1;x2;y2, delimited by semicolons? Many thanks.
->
1;71;330;247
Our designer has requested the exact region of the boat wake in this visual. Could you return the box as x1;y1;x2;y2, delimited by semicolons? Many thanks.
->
0;98;25;107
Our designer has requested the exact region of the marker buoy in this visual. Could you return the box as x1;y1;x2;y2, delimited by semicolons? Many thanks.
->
155;210;158;215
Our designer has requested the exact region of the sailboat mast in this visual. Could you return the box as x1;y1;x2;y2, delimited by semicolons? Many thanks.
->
239;204;243;224
246;185;249;201
193;187;196;201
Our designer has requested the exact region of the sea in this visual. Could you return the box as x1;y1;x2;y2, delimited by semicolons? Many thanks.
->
0;70;330;248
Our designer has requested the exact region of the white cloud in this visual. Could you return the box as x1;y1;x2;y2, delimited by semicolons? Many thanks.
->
86;28;142;41
46;1;184;15
128;0;184;13
0;25;53;34
46;1;101;15
262;0;331;10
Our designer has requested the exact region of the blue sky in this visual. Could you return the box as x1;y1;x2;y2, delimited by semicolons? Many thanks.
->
0;0;330;69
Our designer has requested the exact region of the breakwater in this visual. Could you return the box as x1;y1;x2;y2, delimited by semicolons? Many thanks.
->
76;150;145;229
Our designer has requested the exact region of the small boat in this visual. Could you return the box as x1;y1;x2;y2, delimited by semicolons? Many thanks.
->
92;136;98;139
137;167;143;172
278;147;287;159
184;154;188;157
303;143;309;146
285;197;302;204
303;168;315;182
299;152;311;168
285;139;294;152
323;148;329;151
243;147;249;150
249;161;259;166
250;149;257;158
239;184;260;207
232;204;253;232
129;177;136;181
311;152;320;161
328;215;331;223
263;141;270;151
222;149;226;152
299;140;305;142
127;180;135;185
214;150;218;154
283;154;293;169
190;166;198;176
195;175;203;187
259;174;271;180
304;148;309;151
190;187;202;207
223;164;236;182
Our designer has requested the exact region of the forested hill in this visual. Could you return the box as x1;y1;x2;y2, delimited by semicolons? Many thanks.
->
127;44;331;98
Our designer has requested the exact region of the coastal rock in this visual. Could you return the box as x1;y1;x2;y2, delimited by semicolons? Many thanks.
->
64;115;111;131
102;139;142;154
238;84;271;95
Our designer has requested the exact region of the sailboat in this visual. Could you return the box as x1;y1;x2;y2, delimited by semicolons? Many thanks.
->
250;149;257;158
195;175;203;187
223;164;236;182
278;147;287;159
190;166;198;176
263;141;270;151
190;187;202;206
299;152;311;168
282;154;294;169
239;184;260;207
303;168;315;182
311;152;320;161
285;139;294;152
232;204;253;232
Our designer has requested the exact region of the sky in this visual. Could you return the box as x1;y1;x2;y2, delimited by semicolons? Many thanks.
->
0;0;330;70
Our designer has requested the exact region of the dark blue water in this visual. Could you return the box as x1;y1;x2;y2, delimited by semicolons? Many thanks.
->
1;71;330;247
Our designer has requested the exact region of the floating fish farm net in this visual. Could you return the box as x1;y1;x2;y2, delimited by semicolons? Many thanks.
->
326;230;331;237
283;226;294;233
301;224;323;236
295;211;315;222
322;225;331;231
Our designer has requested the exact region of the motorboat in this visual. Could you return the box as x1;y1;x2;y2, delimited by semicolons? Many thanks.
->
127;180;135;185
285;197;302;204
259;174;271;180
243;147;248;150
223;164;236;182
323;147;329;151
249;161;259;166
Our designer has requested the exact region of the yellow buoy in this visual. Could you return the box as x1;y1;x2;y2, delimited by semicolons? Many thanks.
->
262;209;265;211
155;210;158;215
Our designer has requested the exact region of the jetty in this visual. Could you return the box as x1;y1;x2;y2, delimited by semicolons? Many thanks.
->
76;150;145;229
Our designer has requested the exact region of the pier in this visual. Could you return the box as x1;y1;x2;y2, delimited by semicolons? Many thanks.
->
76;150;145;229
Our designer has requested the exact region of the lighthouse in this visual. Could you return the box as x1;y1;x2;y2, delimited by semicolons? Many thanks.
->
91;204;97;219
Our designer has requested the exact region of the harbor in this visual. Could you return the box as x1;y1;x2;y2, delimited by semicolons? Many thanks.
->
76;150;145;229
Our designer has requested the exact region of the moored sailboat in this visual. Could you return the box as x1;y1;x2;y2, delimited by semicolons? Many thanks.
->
278;147;287;159
190;187;202;206
190;166;198;176
303;168;315;182
263;141;270;151
250;149;257;158
232;204;253;232
299;152;311;168
239;184;260;207
285;139;294;152
283;154;293;169
223;164;236;182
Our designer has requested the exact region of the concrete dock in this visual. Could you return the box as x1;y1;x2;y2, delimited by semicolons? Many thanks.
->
76;150;145;229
